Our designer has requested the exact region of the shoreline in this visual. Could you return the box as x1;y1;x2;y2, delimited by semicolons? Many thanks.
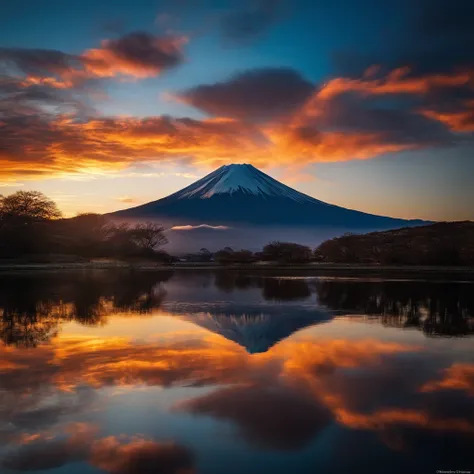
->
1;261;474;279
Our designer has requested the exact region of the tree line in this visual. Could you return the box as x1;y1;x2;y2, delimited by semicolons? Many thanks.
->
0;191;169;260
313;222;474;266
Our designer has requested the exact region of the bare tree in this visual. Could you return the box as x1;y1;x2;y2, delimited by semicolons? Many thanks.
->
130;222;168;251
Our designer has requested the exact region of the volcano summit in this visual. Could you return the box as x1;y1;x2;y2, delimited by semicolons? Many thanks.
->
113;164;425;229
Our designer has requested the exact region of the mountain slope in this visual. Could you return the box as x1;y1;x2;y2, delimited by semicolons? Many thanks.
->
112;164;426;228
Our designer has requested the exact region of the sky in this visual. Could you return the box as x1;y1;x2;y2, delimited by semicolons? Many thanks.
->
0;0;473;220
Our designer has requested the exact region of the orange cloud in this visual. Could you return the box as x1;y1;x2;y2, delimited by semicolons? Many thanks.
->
0;112;425;181
420;102;474;132
331;407;474;434
2;330;473;457
1;422;98;471
90;437;195;474
19;75;75;89
2;32;187;97
81;33;187;80
2;55;474;182
280;339;415;373
0;333;414;396
268;127;416;162
317;67;474;100
420;363;474;395
3;423;194;474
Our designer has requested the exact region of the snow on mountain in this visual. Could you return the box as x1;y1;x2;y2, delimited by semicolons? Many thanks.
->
171;163;323;204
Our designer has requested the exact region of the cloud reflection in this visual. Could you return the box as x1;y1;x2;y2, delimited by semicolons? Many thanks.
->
1;273;473;468
1;422;195;474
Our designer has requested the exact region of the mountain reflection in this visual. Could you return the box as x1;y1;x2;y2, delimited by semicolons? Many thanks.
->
0;271;473;350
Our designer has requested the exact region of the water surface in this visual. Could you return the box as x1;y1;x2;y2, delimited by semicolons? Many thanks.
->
1;270;473;473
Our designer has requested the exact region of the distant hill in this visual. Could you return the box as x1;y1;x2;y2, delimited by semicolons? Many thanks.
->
314;221;474;266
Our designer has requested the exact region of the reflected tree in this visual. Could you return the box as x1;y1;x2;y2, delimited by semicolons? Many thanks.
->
0;270;173;347
315;280;474;337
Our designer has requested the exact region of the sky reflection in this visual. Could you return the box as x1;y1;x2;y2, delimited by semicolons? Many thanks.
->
0;271;473;473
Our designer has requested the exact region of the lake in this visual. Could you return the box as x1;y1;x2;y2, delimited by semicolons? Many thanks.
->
0;270;473;474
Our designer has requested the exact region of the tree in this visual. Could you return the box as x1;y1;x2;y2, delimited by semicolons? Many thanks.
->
214;248;255;264
58;213;113;256
105;222;168;258
262;241;312;263
0;191;61;224
199;248;213;262
129;222;168;251
0;191;62;257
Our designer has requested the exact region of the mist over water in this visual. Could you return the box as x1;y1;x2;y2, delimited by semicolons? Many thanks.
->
0;270;473;473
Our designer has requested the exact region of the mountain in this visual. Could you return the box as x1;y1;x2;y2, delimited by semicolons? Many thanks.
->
111;164;426;229
163;301;333;353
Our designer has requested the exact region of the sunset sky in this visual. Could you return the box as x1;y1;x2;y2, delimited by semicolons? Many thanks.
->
1;0;473;220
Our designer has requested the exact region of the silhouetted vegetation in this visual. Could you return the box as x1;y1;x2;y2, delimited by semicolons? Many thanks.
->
0;191;170;261
2;192;472;268
215;248;256;264
261;241;312;264
314;222;474;266
0;190;62;224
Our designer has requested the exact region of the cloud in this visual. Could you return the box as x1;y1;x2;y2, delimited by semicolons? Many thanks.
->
0;105;461;180
333;1;474;78
0;114;271;179
1;422;98;471
180;385;332;450
81;32;187;80
220;0;283;45
176;67;314;121
329;1;474;145
171;224;230;231
1;2;473;184
402;0;474;76
90;437;195;474
316;67;473;101
420;364;474;396
0;31;186;91
0;335;253;393
0;47;81;78
0;182;24;187
116;196;138;204
0;54;472;182
2;328;473;461
1;423;195;474
420;102;474;132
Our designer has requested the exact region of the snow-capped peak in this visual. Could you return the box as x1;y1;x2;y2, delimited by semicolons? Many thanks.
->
172;164;321;203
